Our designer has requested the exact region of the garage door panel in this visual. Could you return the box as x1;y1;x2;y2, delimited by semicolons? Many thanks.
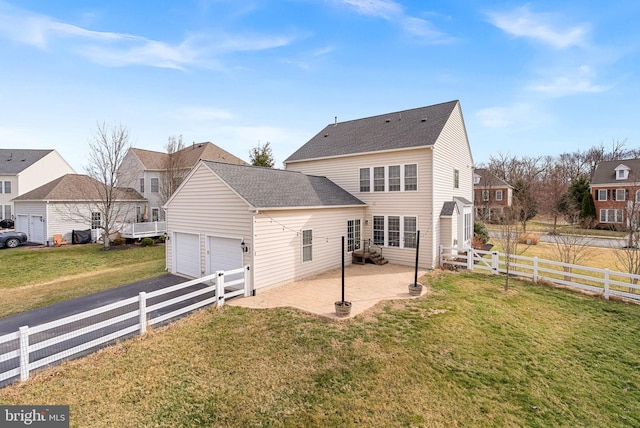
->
175;232;200;278
208;236;243;281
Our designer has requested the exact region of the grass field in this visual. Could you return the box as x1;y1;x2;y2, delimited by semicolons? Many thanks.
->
1;271;639;427
0;244;166;318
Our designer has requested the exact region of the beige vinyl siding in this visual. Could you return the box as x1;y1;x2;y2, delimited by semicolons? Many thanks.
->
253;207;365;290
18;151;75;196
46;203;95;243
431;103;474;264
286;148;435;268
0;175;17;208
166;164;253;278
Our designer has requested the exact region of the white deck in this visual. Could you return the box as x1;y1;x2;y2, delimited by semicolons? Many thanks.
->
117;221;166;239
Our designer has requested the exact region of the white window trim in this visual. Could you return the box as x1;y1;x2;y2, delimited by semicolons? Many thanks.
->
347;219;362;253
359;164;419;193
600;209;623;223
371;215;418;249
495;190;503;201
597;189;607;201
635;190;640;203
302;229;313;263
615;189;626;201
150;177;159;193
481;190;490;201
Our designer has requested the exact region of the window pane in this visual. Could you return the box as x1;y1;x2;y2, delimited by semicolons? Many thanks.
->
359;168;370;192
139;178;144;193
616;189;626;200
4;181;11;194
404;216;417;248
598;190;607;201
454;169;459;189
482;190;489;201
496;190;503;201
373;216;385;246
388;216;400;247
150;178;159;193
404;164;417;191
302;229;312;262
91;212;101;229
374;167;385;192
389;165;400;191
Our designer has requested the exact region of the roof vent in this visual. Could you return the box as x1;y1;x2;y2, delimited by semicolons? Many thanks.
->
324;134;328;138
385;119;390;123
421;118;427;122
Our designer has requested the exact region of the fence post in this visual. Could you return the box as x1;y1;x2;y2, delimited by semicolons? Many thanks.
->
19;326;29;382
604;268;610;300
217;271;225;307
533;257;538;283
467;248;474;271
439;244;443;267
139;292;147;335
244;265;251;297
491;251;499;275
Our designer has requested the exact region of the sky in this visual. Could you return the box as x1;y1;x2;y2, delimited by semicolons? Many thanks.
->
1;0;639;172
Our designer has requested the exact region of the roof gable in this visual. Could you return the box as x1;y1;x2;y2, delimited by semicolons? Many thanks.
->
200;161;366;209
284;101;459;163
13;174;145;202
0;149;54;174
130;142;247;170
473;168;511;188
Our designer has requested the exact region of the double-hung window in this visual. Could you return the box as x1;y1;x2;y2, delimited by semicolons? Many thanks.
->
359;168;370;192
150;178;159;193
388;166;401;191
615;189;626;201
600;209;622;223
372;215;417;248
373;216;385;246
404;164;417;191
482;190;490;201
388;216;400;247
373;167;385;192
139;178;145;193
0;181;11;194
404;217;417;248
597;189;607;201
495;190;503;201
302;229;313;262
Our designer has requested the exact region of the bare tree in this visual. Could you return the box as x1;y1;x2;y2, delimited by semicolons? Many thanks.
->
615;172;640;282
538;159;569;234
493;202;531;291
84;122;133;249
159;135;187;207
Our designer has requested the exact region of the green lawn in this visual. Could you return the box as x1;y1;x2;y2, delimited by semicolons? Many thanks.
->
0;244;166;318
1;271;638;427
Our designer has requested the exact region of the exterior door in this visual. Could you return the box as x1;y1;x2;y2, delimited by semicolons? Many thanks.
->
30;215;45;244
347;219;361;252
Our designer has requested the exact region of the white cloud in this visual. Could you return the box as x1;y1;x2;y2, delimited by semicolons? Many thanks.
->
528;65;609;97
487;5;589;49
337;0;452;42
0;2;293;70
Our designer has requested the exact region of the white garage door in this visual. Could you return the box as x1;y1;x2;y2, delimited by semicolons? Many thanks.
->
174;232;200;278
208;236;243;280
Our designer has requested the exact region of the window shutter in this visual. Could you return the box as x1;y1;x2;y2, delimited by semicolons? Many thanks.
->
613;190;616;201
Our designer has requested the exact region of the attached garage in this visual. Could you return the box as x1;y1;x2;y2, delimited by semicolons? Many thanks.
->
174;232;201;278
207;236;244;281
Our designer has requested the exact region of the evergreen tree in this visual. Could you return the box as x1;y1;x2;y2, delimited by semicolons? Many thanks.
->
249;142;275;168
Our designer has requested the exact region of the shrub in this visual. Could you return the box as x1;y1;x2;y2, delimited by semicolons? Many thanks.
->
518;233;540;245
156;235;166;244
112;237;126;246
141;237;155;247
474;221;490;245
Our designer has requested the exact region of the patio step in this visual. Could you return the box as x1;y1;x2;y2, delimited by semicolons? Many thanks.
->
352;250;388;265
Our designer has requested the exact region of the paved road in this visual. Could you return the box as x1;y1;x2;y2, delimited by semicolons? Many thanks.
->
0;274;217;387
489;231;626;249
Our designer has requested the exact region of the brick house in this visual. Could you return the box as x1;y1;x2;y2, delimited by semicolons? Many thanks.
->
591;159;640;229
473;168;512;222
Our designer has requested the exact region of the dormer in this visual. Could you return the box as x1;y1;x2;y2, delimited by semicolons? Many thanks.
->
473;173;481;185
615;164;631;180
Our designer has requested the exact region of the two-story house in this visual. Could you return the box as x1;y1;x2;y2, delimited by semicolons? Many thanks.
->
0;149;75;224
473;168;512;222
118;142;247;222
591;159;640;229
164;101;474;292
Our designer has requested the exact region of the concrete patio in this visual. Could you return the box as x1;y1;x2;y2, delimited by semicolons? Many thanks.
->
228;263;428;320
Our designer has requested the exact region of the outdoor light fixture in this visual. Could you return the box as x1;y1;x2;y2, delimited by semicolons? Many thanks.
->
241;240;248;253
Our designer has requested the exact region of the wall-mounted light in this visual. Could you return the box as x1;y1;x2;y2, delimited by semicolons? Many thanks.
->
241;240;249;253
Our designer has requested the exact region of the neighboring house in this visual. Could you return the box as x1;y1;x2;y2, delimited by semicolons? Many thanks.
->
0;149;75;223
165;100;474;292
473;168;512;222
13;174;145;244
284;100;474;269
591;159;640;229
118;142;247;222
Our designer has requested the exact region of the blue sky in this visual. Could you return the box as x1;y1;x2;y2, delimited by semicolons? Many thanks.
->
0;0;638;172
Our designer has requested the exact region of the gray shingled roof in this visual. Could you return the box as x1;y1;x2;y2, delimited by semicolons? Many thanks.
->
592;159;640;185
13;174;146;202
202;161;366;209
285;101;459;163
0;149;53;174
440;201;457;217
474;168;511;188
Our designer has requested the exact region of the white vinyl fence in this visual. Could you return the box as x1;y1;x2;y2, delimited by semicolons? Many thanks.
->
0;266;250;387
440;245;640;301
